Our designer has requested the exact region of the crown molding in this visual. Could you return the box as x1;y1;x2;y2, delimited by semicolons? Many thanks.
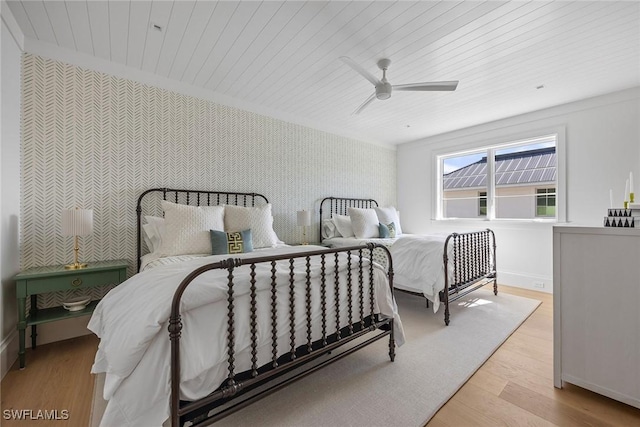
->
1;0;24;50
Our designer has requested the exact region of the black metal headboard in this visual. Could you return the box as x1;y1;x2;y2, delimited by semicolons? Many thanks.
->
319;197;379;240
136;188;269;272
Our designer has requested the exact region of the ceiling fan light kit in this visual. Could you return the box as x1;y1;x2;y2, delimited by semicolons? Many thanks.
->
340;56;459;115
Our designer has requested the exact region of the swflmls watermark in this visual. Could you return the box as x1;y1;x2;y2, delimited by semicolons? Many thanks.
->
3;409;69;421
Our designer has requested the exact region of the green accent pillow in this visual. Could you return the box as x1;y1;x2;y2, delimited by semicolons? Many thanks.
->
210;229;253;255
378;222;396;238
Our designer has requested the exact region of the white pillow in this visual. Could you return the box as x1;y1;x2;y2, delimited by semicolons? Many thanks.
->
157;201;225;256
142;224;155;252
143;215;165;253
321;219;338;239
374;206;402;235
224;204;280;248
332;214;354;238
347;207;379;239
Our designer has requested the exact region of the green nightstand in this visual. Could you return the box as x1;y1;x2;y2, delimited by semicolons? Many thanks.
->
14;259;128;369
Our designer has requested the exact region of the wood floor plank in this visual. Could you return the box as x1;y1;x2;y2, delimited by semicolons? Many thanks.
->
466;368;509;396
489;346;554;381
500;334;552;364
449;382;555;426
499;381;614;427
430;397;510;427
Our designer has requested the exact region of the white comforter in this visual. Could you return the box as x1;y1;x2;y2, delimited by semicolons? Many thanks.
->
323;235;451;312
88;245;403;427
390;234;452;312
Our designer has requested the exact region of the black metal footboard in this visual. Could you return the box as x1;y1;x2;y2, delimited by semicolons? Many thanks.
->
441;229;497;325
168;244;395;426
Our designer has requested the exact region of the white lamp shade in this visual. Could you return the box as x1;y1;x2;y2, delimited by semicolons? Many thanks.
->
61;209;93;236
297;210;311;227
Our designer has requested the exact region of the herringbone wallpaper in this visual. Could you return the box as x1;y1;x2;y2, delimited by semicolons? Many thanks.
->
20;53;396;308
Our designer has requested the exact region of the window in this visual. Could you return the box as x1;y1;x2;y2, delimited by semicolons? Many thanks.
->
478;191;487;216
441;152;487;219
536;188;556;217
439;134;559;221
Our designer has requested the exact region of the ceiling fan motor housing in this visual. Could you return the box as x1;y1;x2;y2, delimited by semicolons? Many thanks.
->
376;81;392;100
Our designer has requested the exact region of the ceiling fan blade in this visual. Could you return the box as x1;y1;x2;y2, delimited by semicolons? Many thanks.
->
393;81;459;91
353;93;376;115
340;56;381;87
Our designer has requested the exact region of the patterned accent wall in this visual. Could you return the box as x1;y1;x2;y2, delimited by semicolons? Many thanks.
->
20;53;396;282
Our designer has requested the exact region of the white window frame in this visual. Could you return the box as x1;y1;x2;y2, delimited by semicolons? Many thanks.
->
434;126;566;222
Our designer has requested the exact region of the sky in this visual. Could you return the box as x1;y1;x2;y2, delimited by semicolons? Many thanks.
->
442;140;555;174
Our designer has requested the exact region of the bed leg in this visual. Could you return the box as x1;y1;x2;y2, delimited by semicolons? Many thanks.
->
493;279;498;296
425;298;429;309
388;322;395;362
444;303;450;326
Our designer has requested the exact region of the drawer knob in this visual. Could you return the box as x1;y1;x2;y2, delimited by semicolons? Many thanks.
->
71;278;82;287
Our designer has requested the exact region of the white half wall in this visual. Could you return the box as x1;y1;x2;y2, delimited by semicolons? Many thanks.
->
398;87;640;293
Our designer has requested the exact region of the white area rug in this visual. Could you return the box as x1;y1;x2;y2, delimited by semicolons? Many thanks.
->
91;288;540;427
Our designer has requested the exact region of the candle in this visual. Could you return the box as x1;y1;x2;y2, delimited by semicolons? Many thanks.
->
609;189;613;208
624;178;629;208
630;172;635;203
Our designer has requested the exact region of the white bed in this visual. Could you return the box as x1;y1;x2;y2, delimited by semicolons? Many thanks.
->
90;245;403;427
91;189;404;426
319;196;496;324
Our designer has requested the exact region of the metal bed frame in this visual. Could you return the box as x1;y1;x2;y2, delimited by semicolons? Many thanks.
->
136;189;396;426
319;196;497;325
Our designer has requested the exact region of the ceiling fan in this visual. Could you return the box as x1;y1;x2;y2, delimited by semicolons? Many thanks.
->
340;56;459;115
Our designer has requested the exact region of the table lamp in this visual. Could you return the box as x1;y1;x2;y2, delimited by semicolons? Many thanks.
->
297;210;311;245
61;208;93;269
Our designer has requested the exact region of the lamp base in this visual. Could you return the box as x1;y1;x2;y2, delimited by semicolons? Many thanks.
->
64;262;88;270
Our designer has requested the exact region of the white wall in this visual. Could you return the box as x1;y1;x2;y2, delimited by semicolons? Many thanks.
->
1;15;22;378
398;88;640;293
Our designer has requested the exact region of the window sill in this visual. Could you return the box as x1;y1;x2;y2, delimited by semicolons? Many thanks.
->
434;217;565;225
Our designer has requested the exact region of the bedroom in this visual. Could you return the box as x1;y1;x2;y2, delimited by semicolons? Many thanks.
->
1;1;639;426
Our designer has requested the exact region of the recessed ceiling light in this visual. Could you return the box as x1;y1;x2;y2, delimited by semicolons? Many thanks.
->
151;23;163;32
536;85;545;90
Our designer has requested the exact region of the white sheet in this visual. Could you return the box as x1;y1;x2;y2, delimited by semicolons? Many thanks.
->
89;245;404;427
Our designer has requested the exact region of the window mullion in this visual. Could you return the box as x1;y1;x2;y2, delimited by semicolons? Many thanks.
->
487;148;496;220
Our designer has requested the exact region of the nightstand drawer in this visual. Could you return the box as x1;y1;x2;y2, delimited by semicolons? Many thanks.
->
25;269;122;294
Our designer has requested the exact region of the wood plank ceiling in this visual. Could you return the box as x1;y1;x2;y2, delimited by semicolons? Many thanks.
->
7;1;640;145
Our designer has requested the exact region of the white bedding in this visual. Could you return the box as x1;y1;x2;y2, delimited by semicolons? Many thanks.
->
323;236;399;249
89;245;404;427
323;234;452;312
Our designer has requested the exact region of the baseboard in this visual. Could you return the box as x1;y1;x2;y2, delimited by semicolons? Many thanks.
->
498;270;553;293
1;330;18;380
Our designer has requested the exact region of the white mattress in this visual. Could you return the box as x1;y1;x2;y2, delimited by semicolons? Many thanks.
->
90;245;404;426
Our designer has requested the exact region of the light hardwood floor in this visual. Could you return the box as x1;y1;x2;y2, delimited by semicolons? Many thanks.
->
2;285;639;427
